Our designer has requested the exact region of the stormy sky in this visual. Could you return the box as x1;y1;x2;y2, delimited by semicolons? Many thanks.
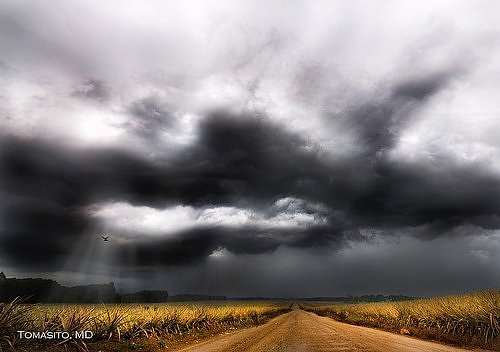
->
1;0;499;297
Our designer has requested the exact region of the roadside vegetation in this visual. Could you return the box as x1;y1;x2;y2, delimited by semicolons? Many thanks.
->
0;300;291;351
301;290;499;349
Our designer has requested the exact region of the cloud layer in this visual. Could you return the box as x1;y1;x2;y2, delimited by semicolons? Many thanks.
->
1;0;499;295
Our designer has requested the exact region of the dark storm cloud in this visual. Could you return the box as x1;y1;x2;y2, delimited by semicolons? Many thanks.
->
117;224;349;267
129;228;276;267
0;115;330;269
0;137;158;269
1;105;500;271
343;69;459;154
346;158;500;233
141;235;499;297
0;193;89;269
0;136;160;207
170;112;330;206
392;70;456;100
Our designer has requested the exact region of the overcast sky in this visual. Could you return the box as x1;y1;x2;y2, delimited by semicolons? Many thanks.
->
1;0;499;297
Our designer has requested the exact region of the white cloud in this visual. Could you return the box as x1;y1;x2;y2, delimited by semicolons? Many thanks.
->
89;197;329;237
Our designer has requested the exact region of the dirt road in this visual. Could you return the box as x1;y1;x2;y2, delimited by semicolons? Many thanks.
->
177;306;486;352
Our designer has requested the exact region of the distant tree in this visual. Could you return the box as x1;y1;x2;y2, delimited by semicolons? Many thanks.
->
0;272;6;280
121;290;169;303
0;276;119;303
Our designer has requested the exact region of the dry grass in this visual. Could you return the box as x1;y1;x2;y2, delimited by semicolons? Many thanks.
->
0;297;33;351
0;300;290;351
302;290;500;348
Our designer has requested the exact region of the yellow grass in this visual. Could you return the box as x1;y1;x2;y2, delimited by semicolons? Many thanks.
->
302;290;499;348
1;300;290;351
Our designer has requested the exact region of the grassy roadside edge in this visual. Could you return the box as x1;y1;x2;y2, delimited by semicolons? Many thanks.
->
299;290;499;350
1;300;293;352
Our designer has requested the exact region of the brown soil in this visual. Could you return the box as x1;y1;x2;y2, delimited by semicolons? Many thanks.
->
176;306;495;352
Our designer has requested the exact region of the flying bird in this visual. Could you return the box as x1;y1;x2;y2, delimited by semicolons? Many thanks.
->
101;235;109;242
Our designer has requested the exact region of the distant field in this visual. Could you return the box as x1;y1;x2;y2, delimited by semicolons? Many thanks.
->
0;300;291;351
301;290;500;349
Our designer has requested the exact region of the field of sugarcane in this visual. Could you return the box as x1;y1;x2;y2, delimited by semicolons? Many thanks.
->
0;299;291;351
301;290;499;349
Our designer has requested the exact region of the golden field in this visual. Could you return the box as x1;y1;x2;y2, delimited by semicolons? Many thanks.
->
0;300;291;351
301;290;500;349
2;291;499;350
